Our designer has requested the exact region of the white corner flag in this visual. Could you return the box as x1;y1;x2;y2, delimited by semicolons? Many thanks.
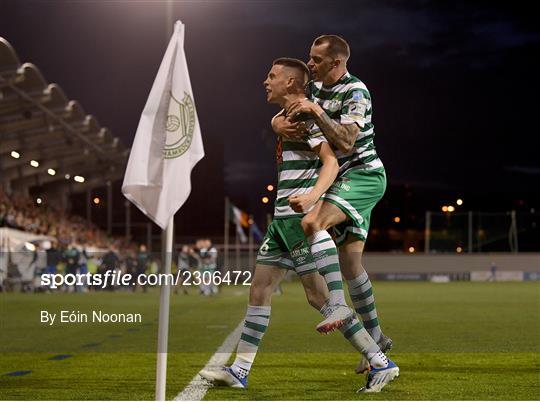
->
122;20;204;229
121;21;203;401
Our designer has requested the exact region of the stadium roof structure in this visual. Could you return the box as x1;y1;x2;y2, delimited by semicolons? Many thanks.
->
0;37;128;199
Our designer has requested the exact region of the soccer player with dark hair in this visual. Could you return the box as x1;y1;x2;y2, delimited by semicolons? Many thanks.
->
273;35;398;391
199;58;396;392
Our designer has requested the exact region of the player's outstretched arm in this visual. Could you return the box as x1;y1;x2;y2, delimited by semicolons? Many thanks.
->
289;142;338;213
288;100;359;153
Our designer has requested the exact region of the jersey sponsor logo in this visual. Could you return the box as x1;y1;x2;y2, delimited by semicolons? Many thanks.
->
348;103;367;116
324;99;341;112
352;91;363;101
164;91;196;159
295;255;308;264
291;240;309;260
291;240;304;250
290;246;309;259
329;178;351;193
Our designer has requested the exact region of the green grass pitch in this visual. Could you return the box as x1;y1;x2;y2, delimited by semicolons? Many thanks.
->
1;281;539;400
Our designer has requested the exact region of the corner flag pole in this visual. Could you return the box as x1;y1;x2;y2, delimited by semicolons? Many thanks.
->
121;19;204;400
156;216;174;401
156;11;174;398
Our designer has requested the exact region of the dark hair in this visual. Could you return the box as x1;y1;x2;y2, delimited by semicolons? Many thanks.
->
313;35;350;60
272;57;310;87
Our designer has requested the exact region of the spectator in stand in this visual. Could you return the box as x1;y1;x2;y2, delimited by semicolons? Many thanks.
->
175;245;192;295
34;242;48;276
133;244;149;293
63;243;80;292
76;243;90;292
63;243;80;275
124;248;137;291
101;246;119;271
0;189;114;249
194;238;219;296
203;239;219;295
45;240;62;275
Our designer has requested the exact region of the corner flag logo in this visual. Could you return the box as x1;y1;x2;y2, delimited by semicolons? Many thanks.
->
164;91;195;159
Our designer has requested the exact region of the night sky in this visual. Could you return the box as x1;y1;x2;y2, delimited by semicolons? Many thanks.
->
1;0;538;239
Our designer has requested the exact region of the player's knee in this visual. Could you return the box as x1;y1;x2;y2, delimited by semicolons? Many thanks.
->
248;281;274;305
249;290;269;306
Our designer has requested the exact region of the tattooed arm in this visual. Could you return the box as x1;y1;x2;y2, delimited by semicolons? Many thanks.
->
312;111;359;153
287;99;359;153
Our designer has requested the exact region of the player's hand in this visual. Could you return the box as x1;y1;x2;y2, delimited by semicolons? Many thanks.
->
287;99;322;120
288;193;317;213
273;116;308;139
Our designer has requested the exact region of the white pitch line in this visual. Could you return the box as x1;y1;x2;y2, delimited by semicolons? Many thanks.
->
174;319;244;401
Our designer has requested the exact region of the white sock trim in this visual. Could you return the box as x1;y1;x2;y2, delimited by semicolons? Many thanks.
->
246;305;271;315
307;230;332;245
347;271;369;289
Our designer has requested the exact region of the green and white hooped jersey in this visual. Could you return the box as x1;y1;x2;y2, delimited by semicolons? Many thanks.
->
308;72;383;175
274;110;326;219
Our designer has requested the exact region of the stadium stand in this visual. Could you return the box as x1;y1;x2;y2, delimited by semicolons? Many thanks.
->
0;37;135;291
0;188;111;247
0;37;128;202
